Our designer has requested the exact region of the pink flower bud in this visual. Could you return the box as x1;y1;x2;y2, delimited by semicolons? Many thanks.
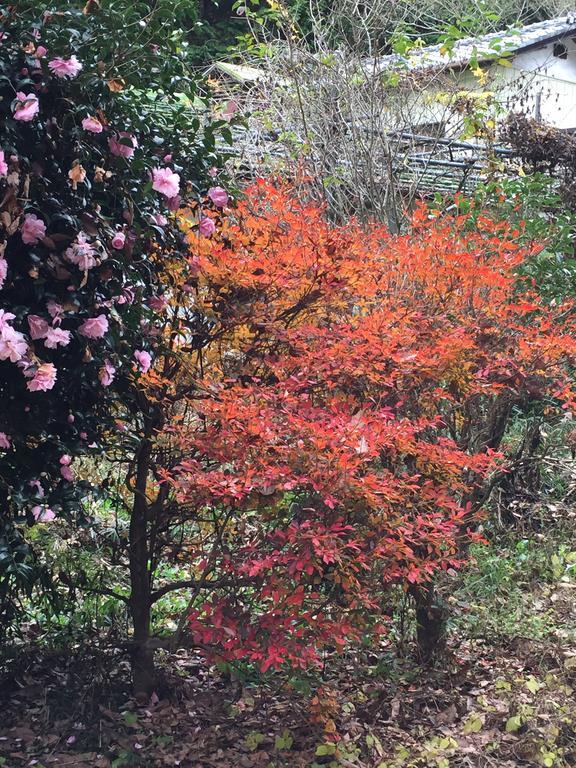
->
111;231;126;249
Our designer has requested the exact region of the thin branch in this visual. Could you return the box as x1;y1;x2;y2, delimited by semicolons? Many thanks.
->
150;576;252;604
83;585;130;604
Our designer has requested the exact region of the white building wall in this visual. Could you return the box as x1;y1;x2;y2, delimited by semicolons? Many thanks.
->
512;38;576;82
493;37;576;129
384;33;576;139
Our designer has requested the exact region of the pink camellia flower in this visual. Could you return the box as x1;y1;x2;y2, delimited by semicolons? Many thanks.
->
108;132;137;159
81;115;103;133
44;327;71;349
208;166;218;178
32;504;56;523
207;186;228;208
47;301;64;320
60;454;72;466
64;232;98;270
98;359;116;387
29;479;44;497
0;326;28;362
151;167;180;198
28;315;50;340
0;259;7;291
60;465;74;481
0;150;7;176
0;310;16;332
187;255;200;277
35;45;47;58
13;92;39;122
151;213;167;227
134;349;151;373
163;154;172;163
0;432;11;449
199;217;216;237
78;314;108;339
21;214;46;245
48;55;82;79
27;362;57;392
148;295;168;311
121;286;135;304
32;505;56;522
111;231;125;249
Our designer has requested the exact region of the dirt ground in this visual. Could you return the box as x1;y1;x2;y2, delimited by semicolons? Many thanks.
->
1;623;576;768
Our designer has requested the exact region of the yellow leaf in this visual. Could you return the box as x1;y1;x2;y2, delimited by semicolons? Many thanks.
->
471;65;488;85
244;732;266;751
505;714;523;732
462;713;484;734
525;676;543;694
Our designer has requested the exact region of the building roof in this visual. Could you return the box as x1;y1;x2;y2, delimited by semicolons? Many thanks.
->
213;62;267;84
373;14;576;72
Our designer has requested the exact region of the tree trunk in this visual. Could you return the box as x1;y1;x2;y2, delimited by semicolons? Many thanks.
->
410;583;447;663
129;439;156;695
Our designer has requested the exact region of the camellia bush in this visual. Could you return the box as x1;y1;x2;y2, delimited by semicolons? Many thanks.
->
0;1;231;635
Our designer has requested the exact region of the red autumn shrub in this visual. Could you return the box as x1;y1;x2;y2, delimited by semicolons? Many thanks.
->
159;180;576;671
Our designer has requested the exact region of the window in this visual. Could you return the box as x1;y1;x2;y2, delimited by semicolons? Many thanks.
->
553;42;568;59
